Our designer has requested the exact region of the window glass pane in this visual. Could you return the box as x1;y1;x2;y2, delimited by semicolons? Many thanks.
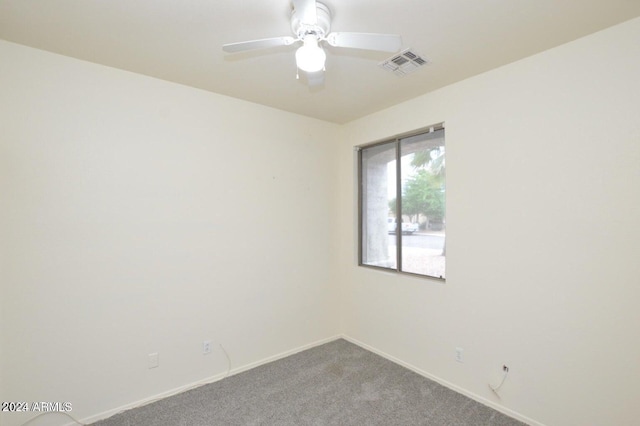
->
361;141;397;269
400;129;445;278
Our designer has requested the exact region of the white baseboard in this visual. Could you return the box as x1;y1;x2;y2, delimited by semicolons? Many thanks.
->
64;334;542;426
341;334;545;426
77;335;342;425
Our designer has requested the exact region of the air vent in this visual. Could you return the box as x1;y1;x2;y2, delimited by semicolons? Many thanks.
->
379;49;429;76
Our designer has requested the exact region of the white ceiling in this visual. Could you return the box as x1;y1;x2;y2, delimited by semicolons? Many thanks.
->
1;0;640;123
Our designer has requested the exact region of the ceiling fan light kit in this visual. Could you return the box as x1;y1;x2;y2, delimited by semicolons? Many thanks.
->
296;34;326;72
222;0;403;86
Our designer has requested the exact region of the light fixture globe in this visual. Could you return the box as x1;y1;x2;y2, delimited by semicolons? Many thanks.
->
295;34;326;73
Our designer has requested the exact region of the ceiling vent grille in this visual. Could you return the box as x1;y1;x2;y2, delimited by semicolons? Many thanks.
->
379;49;429;76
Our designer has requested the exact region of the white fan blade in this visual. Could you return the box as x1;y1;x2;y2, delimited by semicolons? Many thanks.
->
326;32;402;52
223;36;296;53
306;70;325;87
292;0;317;26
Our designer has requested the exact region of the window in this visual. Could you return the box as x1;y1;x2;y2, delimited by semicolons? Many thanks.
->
358;126;445;279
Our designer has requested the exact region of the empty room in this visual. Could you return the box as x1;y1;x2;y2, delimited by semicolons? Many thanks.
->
1;1;639;425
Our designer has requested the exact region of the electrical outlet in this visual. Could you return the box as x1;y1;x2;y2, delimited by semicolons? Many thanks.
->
455;347;463;363
203;340;212;355
149;352;159;369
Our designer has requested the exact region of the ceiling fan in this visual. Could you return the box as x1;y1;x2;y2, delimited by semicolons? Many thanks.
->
222;0;402;86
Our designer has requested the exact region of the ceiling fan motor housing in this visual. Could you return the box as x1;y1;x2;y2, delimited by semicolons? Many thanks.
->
291;2;331;39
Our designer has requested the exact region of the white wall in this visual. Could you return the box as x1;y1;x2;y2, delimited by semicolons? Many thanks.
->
0;41;341;426
338;17;640;426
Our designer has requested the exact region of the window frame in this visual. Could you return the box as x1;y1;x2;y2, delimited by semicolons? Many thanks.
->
357;123;445;280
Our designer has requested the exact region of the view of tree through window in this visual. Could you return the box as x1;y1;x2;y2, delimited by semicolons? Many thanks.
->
359;127;445;279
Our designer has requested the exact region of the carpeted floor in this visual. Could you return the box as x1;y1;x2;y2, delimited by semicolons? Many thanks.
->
93;339;525;425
